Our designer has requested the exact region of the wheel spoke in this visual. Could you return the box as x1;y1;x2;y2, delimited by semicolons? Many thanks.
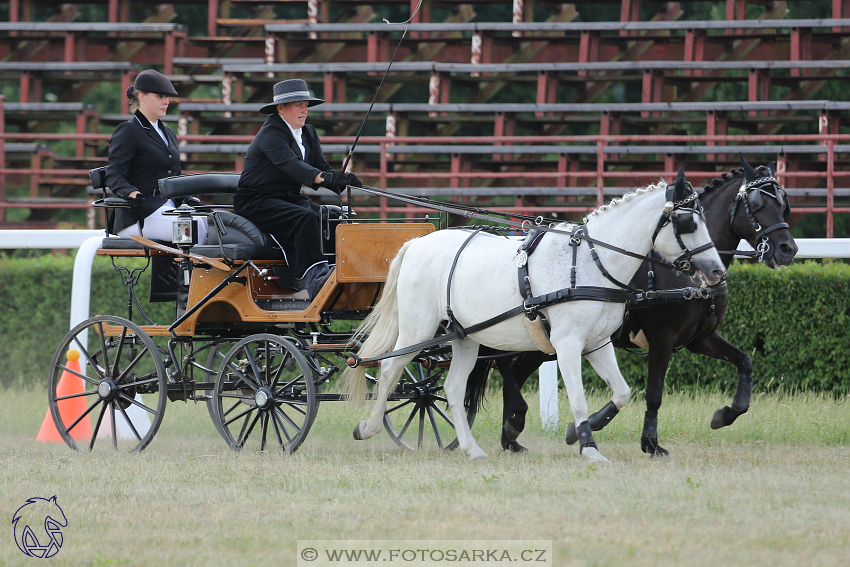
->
427;406;444;449
273;408;294;442
117;392;156;415
386;398;415;414
398;404;419;439
112;326;129;378
223;404;256;428
73;336;106;381
57;362;99;386
64;397;101;434
417;407;425;449
89;402;107;451
244;345;265;388
274;374;305;397
115;344;152;384
96;322;111;379
270;355;287;389
226;351;261;391
430;403;455;429
237;410;261;447
270;409;286;450
276;400;307;417
275;405;303;434
222;399;243;419
110;402;117;451
235;408;256;446
260;413;269;452
116;402;143;442
54;389;99;402
219;393;255;400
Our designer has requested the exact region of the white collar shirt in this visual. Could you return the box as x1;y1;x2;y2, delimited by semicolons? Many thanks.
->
281;116;305;160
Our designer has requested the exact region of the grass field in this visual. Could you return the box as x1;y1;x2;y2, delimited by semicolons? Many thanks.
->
2;385;849;567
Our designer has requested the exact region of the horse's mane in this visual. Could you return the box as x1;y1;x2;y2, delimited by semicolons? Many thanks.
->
583;180;666;221
700;165;770;195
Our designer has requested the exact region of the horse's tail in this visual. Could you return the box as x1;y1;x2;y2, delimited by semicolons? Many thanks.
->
465;356;492;415
340;239;412;407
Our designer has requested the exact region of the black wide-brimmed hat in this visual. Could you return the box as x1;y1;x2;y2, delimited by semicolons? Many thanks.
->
133;69;178;96
259;79;324;113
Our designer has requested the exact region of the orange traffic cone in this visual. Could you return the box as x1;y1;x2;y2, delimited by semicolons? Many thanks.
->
37;349;92;442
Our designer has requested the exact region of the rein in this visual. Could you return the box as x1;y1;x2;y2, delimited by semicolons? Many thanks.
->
355;184;691;273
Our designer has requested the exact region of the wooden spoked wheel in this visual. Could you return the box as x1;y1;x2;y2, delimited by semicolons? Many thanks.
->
382;361;476;451
212;334;317;454
47;316;168;452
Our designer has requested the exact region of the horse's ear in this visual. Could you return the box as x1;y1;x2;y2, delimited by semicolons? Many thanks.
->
767;161;777;177
739;153;760;181
672;167;687;200
49;496;58;504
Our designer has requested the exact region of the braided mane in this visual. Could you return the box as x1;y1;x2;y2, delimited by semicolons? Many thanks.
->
584;180;666;221
701;164;770;195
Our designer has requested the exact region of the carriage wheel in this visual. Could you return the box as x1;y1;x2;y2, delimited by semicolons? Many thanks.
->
203;340;237;438
47;316;168;452
382;361;476;451
212;334;317;454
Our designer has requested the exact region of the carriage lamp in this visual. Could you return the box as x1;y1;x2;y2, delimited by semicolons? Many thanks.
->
172;217;198;247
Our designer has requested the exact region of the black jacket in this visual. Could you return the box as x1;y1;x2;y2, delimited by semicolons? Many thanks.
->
106;110;181;234
237;115;333;195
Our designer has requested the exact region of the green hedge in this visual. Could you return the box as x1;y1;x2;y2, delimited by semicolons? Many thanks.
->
1;255;849;393
0;253;173;388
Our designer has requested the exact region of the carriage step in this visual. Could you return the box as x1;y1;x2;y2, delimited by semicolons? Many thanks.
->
255;298;312;311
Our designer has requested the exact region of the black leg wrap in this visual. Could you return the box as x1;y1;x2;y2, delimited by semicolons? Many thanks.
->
640;415;669;457
710;374;752;430
566;401;620;445
588;401;620;431
576;421;598;454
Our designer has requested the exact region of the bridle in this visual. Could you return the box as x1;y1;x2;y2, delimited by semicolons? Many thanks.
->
650;182;716;276
727;175;790;263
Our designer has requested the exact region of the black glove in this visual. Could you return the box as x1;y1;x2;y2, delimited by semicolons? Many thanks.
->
345;172;363;188
320;171;350;194
127;194;146;221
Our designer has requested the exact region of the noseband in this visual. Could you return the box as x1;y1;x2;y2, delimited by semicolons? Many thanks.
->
651;185;715;276
729;176;790;262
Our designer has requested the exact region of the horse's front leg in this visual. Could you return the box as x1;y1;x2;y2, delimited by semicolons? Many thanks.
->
353;353;417;441
444;339;487;459
686;330;753;429
555;342;609;464
564;342;631;446
640;337;676;457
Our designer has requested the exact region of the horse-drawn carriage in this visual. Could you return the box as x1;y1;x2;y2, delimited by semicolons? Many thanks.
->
48;170;460;454
48;159;794;462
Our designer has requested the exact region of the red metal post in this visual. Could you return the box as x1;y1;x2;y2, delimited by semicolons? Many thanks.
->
207;0;218;38
827;140;834;237
164;32;175;75
0;95;4;223
596;140;605;207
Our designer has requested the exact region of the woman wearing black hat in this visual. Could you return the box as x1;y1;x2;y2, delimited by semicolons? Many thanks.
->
106;69;207;244
234;78;362;299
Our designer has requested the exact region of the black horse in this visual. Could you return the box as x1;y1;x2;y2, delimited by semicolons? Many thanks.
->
467;158;798;456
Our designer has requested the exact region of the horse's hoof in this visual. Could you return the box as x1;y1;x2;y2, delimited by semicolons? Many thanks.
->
710;405;748;430
467;448;488;460
641;437;670;458
581;447;609;464
352;421;366;440
565;422;578;445
502;441;528;454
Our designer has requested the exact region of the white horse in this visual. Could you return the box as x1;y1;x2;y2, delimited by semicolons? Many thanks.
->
342;174;726;463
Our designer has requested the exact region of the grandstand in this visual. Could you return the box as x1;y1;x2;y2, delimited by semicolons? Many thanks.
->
1;0;849;236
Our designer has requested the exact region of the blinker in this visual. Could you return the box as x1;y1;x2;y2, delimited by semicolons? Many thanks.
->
676;212;696;234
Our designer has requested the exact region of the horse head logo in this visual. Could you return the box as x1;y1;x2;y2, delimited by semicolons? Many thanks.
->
12;496;67;558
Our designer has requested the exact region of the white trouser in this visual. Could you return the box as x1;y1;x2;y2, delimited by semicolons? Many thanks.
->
116;200;208;244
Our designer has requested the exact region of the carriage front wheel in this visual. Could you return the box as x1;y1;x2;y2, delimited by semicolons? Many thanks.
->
212;334;317;454
47;315;168;452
